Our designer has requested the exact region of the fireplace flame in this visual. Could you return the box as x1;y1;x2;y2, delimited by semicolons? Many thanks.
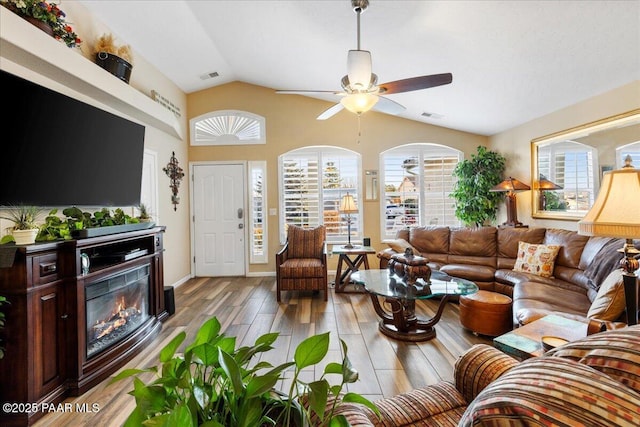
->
92;295;142;340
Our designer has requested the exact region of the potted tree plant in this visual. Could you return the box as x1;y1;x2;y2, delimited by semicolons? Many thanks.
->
111;316;379;426
94;33;134;83
0;205;41;245
451;146;506;227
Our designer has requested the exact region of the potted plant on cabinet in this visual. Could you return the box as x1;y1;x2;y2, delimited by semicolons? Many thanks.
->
0;205;41;245
111;316;380;426
451;146;506;227
94;33;134;83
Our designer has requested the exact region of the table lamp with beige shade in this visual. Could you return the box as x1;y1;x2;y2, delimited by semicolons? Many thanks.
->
339;193;358;249
490;177;531;227
578;156;640;325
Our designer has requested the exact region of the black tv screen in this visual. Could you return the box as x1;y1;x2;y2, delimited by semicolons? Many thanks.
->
0;70;146;207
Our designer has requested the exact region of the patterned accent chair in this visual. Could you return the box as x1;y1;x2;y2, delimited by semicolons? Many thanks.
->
276;225;328;302
333;325;640;426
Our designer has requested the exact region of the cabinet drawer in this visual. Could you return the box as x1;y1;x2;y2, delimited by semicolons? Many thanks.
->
33;253;59;284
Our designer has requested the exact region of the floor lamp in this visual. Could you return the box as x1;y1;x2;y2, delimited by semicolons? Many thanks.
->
339;193;358;249
578;156;640;325
490;177;531;227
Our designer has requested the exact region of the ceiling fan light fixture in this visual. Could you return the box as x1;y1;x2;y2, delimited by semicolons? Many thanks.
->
340;93;379;114
347;50;372;89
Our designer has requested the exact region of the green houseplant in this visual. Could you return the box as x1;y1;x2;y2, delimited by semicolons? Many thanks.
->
451;146;506;227
0;205;41;245
111;316;379;427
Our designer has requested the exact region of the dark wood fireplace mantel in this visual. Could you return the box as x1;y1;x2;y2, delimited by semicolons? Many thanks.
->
0;226;166;427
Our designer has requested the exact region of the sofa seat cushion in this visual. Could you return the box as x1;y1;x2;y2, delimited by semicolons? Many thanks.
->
279;258;325;278
495;269;578;290
459;357;640;427
440;264;495;282
513;281;592;325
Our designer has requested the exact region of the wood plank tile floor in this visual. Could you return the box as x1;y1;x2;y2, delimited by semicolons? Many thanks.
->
34;276;491;426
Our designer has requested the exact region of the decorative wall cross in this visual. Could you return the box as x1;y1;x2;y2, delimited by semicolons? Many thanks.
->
163;151;185;211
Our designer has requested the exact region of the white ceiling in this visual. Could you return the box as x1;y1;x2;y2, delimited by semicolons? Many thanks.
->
79;0;639;136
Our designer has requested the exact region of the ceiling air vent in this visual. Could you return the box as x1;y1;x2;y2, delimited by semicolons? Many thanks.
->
199;71;220;80
421;111;444;119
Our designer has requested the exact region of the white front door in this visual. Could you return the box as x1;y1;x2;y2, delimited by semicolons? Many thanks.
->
193;163;246;276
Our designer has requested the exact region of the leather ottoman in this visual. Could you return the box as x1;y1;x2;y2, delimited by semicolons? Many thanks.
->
460;290;513;336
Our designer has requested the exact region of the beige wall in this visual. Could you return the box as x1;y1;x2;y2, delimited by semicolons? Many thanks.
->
187;82;487;274
489;81;640;231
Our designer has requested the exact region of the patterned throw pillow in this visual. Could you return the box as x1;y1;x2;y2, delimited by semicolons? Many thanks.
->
287;225;325;259
512;241;560;278
587;268;626;321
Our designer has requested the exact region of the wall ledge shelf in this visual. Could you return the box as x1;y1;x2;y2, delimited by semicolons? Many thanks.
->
0;7;182;140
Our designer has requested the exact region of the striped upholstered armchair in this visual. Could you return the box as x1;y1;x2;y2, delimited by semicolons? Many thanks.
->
333;325;640;426
276;225;328;302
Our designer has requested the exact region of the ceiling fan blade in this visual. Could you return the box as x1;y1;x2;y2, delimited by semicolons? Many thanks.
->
347;50;372;90
372;96;405;115
378;73;453;94
317;103;345;120
276;90;343;95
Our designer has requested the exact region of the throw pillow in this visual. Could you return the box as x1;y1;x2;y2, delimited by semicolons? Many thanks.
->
386;238;421;256
587;268;626;321
512;241;560;278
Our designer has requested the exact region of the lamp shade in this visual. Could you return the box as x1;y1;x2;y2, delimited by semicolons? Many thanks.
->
339;193;358;214
535;178;563;190
340;93;379;114
578;166;640;239
490;177;531;192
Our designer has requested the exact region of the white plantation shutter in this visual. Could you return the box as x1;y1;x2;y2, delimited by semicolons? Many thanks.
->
279;147;361;244
381;144;462;240
248;161;267;263
539;141;596;214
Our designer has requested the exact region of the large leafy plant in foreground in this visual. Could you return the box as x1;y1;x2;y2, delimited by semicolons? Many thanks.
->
111;316;379;426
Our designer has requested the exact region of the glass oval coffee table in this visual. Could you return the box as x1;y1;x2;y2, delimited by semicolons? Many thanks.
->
350;269;478;342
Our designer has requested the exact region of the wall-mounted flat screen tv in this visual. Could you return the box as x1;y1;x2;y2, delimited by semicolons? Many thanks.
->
0;69;146;207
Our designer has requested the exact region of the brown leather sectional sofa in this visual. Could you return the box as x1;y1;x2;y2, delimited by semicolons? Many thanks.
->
377;226;625;326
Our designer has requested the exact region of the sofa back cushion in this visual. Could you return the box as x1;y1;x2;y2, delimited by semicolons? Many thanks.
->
543;228;590;269
447;227;497;267
546;325;640;392
497;227;546;269
287;225;325;259
408;226;450;254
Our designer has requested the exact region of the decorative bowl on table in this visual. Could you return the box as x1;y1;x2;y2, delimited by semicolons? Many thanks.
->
541;336;569;352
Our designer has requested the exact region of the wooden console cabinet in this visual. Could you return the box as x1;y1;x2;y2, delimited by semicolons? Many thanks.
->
0;226;166;426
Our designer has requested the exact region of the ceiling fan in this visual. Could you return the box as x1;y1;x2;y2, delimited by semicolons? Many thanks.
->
276;0;453;120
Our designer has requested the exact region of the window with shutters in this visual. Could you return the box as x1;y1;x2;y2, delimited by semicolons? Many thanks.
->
249;161;267;263
278;146;361;244
380;144;462;240
537;141;597;214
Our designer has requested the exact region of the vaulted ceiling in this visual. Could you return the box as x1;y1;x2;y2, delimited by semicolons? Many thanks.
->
79;0;639;136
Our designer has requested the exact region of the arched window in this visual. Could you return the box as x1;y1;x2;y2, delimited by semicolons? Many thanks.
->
616;141;640;168
278;146;361;244
380;143;463;239
190;110;265;145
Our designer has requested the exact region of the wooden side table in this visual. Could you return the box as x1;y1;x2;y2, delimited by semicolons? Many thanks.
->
331;245;376;293
493;314;588;360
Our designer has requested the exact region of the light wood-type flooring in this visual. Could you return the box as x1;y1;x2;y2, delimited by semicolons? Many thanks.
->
34;276;491;427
